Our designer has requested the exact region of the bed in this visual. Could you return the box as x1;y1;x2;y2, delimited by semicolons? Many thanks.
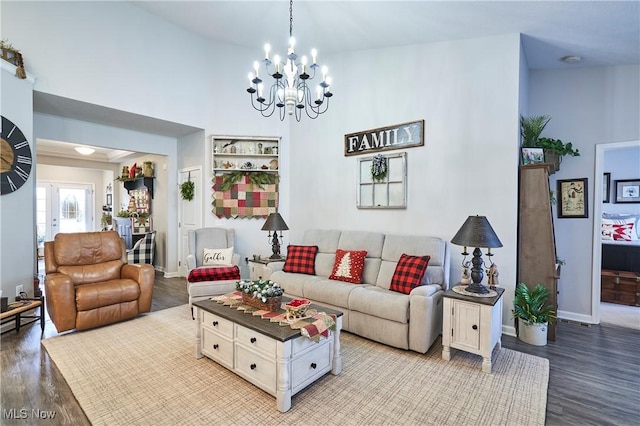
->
600;213;640;306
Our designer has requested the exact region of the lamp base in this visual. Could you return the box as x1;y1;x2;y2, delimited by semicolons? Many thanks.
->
465;282;490;294
268;253;283;260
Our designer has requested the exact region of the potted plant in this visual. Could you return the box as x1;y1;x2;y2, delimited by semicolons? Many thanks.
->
512;283;556;346
520;115;580;174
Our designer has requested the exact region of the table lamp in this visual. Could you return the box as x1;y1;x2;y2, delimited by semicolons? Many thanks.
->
261;212;289;259
451;215;503;294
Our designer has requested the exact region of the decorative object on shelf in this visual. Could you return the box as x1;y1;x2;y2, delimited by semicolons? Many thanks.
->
520;115;580;174
236;279;284;312
371;154;387;182
512;283;556;346
451;215;503;294
1;115;32;195
121;166;130;179
557;178;588;218
521;147;544;165
217;170;278;192
0;39;26;79
240;161;256;170
129;163;137;179
345;120;424;156
284;298;311;321
269;159;278;170
246;0;333;121
262;212;289;259
142;161;154;177
614;179;640;204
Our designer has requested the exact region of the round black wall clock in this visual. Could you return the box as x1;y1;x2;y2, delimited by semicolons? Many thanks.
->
1;115;32;195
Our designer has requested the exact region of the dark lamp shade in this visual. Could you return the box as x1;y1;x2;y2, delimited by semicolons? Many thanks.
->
261;212;289;231
451;215;503;248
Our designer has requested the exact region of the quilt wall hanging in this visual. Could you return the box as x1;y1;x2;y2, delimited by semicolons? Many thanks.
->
212;172;279;219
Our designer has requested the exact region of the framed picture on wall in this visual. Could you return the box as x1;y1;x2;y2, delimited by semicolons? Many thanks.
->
557;178;588;218
615;179;640;203
521;148;544;165
603;173;611;203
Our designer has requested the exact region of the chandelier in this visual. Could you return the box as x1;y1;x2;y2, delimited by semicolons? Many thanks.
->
246;0;333;121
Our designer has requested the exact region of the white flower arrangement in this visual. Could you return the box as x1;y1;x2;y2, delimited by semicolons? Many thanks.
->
236;279;284;303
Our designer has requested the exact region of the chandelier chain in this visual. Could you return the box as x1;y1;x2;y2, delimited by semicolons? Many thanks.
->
289;0;293;38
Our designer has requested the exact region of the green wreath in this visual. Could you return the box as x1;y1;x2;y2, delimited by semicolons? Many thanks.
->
180;181;195;201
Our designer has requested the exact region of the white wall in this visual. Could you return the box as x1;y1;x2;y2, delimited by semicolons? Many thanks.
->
290;34;523;327
0;65;35;299
529;65;640;321
603;147;640;215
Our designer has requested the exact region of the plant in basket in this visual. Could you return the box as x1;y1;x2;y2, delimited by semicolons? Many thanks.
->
236;279;284;311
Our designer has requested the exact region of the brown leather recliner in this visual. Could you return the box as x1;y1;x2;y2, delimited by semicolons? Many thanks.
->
44;231;155;332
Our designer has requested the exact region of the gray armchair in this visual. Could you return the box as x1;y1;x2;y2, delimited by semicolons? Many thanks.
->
186;228;241;317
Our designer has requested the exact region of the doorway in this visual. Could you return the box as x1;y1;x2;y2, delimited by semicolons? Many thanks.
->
37;182;94;249
591;140;640;327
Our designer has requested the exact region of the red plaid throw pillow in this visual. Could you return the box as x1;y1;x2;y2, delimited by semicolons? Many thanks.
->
187;266;240;283
283;245;318;275
329;249;368;284
389;254;430;294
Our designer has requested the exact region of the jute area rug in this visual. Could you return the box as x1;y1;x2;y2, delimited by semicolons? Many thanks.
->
42;305;548;426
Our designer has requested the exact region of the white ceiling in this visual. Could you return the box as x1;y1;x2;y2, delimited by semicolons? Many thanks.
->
132;0;640;69
37;0;640;162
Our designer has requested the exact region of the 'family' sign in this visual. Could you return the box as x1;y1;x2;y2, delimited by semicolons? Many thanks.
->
344;120;424;156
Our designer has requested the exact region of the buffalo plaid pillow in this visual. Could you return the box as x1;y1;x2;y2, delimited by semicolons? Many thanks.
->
283;245;318;275
389;254;431;294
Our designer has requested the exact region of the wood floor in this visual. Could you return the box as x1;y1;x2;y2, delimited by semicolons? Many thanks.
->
1;276;639;425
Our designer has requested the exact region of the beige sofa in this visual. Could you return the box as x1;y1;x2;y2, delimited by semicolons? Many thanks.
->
263;230;450;353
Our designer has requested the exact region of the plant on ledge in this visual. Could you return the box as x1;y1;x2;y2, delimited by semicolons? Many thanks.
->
520;115;580;173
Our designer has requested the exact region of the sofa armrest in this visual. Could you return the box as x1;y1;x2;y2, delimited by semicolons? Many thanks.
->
122;264;155;312
262;260;285;279
44;273;77;333
410;284;441;298
186;254;197;271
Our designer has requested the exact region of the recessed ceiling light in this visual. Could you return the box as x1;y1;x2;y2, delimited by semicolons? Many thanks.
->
561;55;582;64
75;146;95;155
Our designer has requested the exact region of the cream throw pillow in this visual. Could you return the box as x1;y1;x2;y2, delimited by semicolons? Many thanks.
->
203;247;234;266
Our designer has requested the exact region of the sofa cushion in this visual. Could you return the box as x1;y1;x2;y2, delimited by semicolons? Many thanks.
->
304;278;364;309
329;249;367;283
272;270;323;298
75;279;141;311
348;286;410;323
389;254;430;294
283;245;318;275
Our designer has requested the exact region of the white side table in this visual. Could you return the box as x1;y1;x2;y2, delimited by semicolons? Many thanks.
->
442;286;504;373
248;257;285;281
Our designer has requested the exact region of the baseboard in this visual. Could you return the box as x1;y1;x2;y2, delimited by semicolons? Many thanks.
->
501;324;516;337
558;310;595;325
162;270;181;278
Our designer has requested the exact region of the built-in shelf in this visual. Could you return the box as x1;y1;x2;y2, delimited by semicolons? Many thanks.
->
122;177;154;199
